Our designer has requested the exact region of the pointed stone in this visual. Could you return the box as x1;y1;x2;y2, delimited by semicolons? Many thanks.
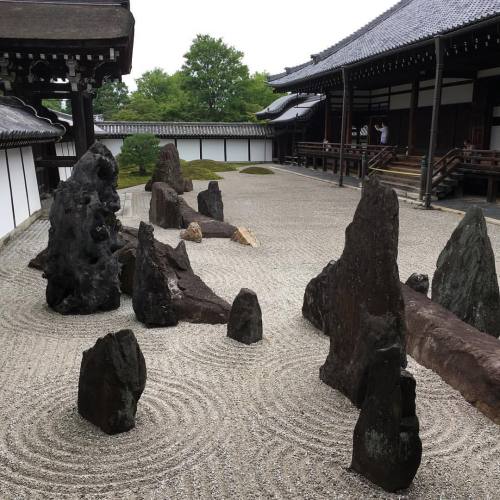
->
146;143;185;194
132;222;178;327
180;222;203;243
351;344;421;492
198;181;224;221
45;143;122;315
78;329;147;435
317;178;407;407
405;273;429;295
432;206;500;337
227;288;263;344
149;182;182;229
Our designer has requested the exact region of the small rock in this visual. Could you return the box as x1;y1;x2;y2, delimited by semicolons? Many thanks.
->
184;178;194;192
231;227;260;247
78;329;147;435
132;222;178;327
405;273;429;295
180;222;203;243
351;344;422;492
198;181;224;221
227;288;263;344
149;182;181;229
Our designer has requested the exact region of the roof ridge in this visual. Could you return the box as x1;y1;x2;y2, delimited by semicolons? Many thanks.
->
99;121;267;126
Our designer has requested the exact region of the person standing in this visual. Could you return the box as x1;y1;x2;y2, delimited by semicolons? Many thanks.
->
374;121;390;145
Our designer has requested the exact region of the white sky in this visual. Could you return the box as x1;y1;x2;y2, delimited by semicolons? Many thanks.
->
124;0;397;89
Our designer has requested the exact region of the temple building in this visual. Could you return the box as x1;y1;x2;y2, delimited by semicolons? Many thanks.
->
267;0;500;205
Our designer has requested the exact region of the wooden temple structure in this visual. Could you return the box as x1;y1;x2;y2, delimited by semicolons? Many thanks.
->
0;0;135;194
268;0;500;205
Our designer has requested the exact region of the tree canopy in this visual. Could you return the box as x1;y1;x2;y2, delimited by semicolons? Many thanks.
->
119;133;160;175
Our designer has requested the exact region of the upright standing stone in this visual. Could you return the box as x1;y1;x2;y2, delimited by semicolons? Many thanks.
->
227;288;263;344
149;182;182;229
132;222;178;327
45;143;122;315
78;329;147;435
405;273;429;295
317;178;407;407
351;344;421;492
432;206;500;337
198;181;224;221
146;143;185;194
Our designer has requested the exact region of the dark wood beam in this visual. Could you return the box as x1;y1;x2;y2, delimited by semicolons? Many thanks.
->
407;79;419;155
70;91;88;159
83;92;95;148
36;157;77;169
339;67;349;187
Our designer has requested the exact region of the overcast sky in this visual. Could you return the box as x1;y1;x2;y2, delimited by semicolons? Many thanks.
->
123;0;397;89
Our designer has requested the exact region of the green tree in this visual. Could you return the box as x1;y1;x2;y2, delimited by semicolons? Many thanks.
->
42;99;70;113
112;94;163;121
181;34;249;121
136;68;175;102
243;72;285;122
119;133;160;175
93;81;129;120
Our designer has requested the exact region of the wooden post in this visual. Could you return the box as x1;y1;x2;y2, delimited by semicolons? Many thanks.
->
339;67;349;187
408;79;419;155
70;91;87;159
424;37;444;209
83;92;95;149
487;177;497;203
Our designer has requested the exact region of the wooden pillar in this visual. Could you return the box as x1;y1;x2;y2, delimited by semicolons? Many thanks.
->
83;92;95;149
71;91;87;159
487;177;497;203
424;37;444;209
408;79;419;155
339;67;349;187
323;94;331;141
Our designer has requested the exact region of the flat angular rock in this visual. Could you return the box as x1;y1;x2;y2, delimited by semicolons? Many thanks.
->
145;143;185;194
227;288;263;344
403;284;500;424
180;222;202;243
432;206;500;337
317;178;407;407
405;273;429;295
117;226;230;324
351;344;421;492
149;182;182;229
302;260;335;332
78;329;146;435
179;198;237;238
231;227;259;247
132;222;178;327
45;143;122;315
198;181;224;221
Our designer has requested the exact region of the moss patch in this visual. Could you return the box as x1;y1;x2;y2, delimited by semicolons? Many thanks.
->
117;164;153;190
181;159;242;181
240;166;274;175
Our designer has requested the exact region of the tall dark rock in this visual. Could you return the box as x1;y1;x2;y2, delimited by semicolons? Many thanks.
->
117;226;230;324
405;273;429;295
317;178;406;407
198;181;224;221
45;143;122;315
149;182;182;229
145;143;185;194
432;206;500;337
227;288;263;344
78;329;147;435
132;222;178;327
351;344;422;492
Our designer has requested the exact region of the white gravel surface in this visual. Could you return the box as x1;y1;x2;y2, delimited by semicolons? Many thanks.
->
0;168;499;499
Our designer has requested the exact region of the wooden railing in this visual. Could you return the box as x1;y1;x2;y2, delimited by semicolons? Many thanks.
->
431;148;462;188
367;146;397;174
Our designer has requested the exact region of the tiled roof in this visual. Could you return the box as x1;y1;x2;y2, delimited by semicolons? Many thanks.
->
270;95;325;124
98;121;274;138
255;93;310;119
54;111;107;137
270;0;500;88
0;96;65;148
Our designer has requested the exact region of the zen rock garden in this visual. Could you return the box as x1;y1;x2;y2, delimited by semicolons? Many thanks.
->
14;142;500;496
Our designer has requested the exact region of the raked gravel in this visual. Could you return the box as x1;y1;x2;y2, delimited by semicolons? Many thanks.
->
0;168;499;499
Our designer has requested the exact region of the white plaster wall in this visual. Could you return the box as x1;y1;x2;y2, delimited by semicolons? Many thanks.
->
390;93;411;110
250;140;267;162
419;83;474;107
177;139;200;161
226;140;248;162
202;139;225;161
490;126;500;150
7;148;30;225
159;139;175;148
265;140;273;161
22;147;41;213
0;151;15;239
99;138;123;157
478;67;500;79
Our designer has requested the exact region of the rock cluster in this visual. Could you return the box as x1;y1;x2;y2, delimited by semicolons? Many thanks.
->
312;178;407;407
432;206;500;337
78;329;146;435
227;288;263;344
198;181;224;221
405;273;429;295
132;222;178;327
116;225;230;324
45;143;122;315
351;344;422;492
180;222;203;243
149;182;182;229
145;143;185;194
